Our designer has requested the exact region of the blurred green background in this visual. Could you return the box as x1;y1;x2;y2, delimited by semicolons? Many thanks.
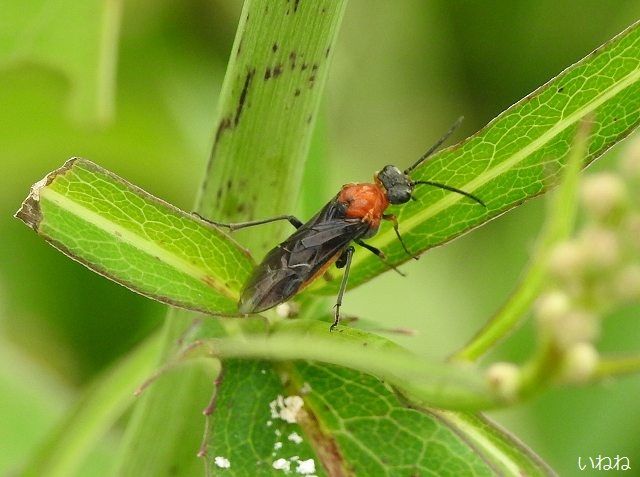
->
2;1;639;475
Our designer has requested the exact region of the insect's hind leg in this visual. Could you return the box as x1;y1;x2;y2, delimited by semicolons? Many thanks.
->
193;213;303;231
355;239;406;277
331;246;355;332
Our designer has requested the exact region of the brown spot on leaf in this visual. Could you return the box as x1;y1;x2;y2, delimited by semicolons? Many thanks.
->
215;116;232;144
294;88;301;97
294;0;301;12
264;67;272;80
235;69;255;126
273;63;283;77
272;42;278;53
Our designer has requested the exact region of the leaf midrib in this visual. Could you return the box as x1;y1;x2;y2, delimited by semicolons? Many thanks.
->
40;188;239;300
356;63;640;264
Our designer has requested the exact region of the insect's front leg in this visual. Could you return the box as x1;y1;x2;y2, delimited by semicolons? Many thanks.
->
382;214;419;260
331;246;355;332
355;239;406;277
193;213;303;231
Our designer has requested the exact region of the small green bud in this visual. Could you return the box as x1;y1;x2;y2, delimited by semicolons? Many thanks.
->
486;362;521;401
548;241;586;280
580;227;620;271
561;342;599;383
551;310;599;350
535;290;572;326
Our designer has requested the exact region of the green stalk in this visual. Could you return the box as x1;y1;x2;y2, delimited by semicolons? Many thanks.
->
592;354;640;380
114;1;347;474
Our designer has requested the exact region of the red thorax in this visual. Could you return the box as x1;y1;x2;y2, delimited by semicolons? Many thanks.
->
337;180;389;229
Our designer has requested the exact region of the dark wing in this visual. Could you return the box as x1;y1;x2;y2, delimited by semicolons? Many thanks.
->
238;199;371;313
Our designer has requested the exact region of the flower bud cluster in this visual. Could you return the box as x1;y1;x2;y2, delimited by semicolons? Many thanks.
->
484;137;640;393
538;136;640;382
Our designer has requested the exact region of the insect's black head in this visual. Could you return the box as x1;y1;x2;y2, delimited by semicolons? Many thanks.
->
376;165;413;204
374;118;486;209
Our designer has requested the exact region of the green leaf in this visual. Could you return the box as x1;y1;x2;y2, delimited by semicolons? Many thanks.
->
311;20;640;295
192;318;551;475
204;356;552;476
429;411;555;476
0;0;122;123
15;158;253;314
204;360;324;477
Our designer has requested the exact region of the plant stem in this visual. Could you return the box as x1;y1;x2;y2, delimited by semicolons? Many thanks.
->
592;354;640;380
517;337;563;399
114;1;348;474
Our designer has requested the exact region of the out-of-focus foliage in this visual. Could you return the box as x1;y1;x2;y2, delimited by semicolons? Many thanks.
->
2;1;639;476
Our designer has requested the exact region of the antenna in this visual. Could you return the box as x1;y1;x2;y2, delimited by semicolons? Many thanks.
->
412;180;485;207
404;116;464;174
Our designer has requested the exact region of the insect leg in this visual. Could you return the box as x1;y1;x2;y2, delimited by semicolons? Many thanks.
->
193;213;303;231
331;246;354;332
383;214;418;260
355;239;406;277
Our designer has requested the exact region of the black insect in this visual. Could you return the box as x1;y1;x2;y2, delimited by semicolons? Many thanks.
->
201;118;484;330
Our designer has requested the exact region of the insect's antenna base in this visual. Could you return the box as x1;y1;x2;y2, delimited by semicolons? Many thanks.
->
404;116;464;174
413;180;486;207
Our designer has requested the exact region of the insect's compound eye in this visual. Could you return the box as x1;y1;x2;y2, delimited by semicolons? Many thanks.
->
387;186;412;204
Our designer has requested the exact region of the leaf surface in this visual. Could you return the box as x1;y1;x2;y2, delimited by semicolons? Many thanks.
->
15;158;253;314
204;357;553;476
